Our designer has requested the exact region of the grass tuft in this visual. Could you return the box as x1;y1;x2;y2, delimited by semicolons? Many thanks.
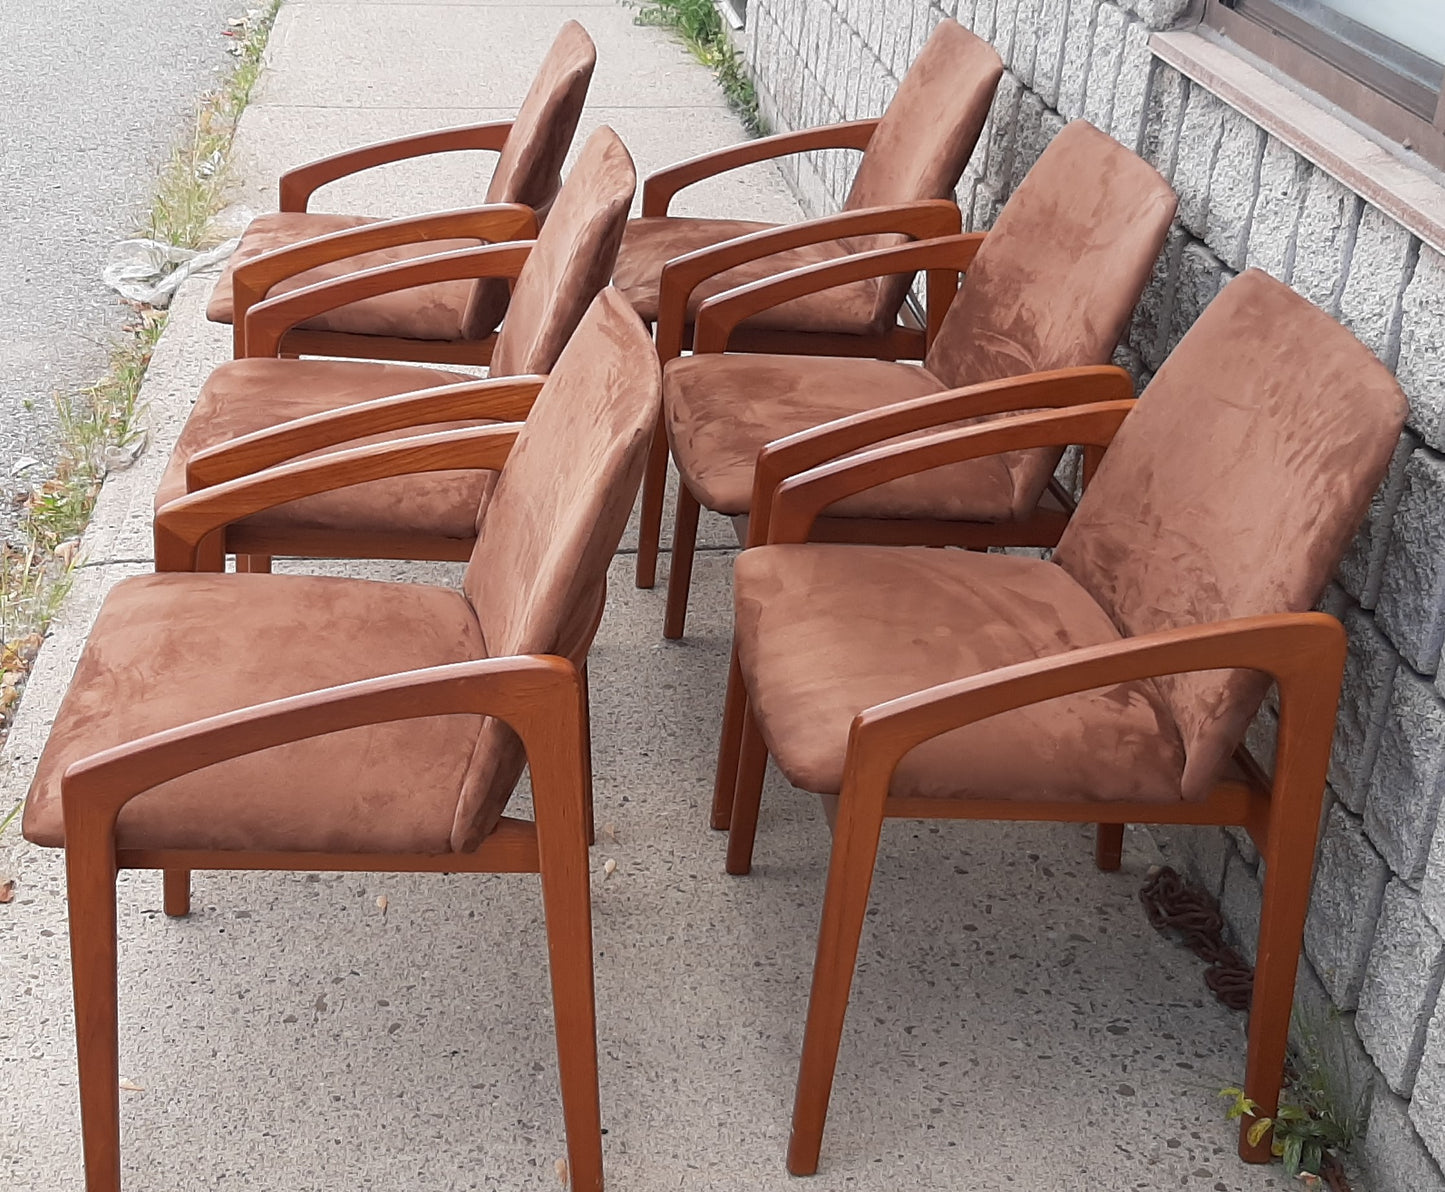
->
632;0;767;134
0;4;282;833
150;4;280;249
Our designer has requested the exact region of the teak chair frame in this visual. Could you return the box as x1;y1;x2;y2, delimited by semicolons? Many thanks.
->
154;418;604;833
156;421;526;572
173;241;543;570
227;199;539;363
634;199;965;590
713;401;1345;1175
62;652;603;1192
653;232;1116;638
278;120;527;216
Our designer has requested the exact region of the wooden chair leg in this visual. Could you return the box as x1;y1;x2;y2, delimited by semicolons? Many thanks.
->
634;414;670;590
711;648;747;831
580;663;595;848
163;869;191;917
66;850;123;1192
243;555;273;574
725;703;770;875
1238;821;1316;1163
662;486;700;640
532;752;604;1191
787;780;889;1176
1095;823;1124;871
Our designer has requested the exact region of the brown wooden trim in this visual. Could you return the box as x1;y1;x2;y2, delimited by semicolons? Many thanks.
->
186;375;543;489
118;817;542;874
1227;0;1441;118
275;327;497;366
278;120;515;212
1200;0;1445;172
1152;30;1445;254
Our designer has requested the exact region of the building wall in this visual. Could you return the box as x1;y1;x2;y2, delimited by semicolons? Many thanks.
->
742;2;1445;1188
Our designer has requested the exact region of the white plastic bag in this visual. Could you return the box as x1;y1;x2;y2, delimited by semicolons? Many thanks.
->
102;237;240;308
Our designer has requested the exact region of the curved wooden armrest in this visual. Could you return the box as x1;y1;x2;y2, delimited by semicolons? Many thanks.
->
691;231;985;356
186;376;547;489
747;367;1133;545
640;119;879;217
654;201;963;360
232;205;537;345
60;654;579;843
279;120;516;211
843;614;1346;806
242;241;535;357
766;401;1136;544
154;424;520;570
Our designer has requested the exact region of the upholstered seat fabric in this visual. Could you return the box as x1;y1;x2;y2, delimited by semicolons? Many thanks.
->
32;288;661;858
156;358;488;540
24;573;486;853
613;217;888;335
205;212;483;338
206;20;596;340
659;121;1178;532
163;129;640;548
733;544;1186;801
664;353;1015;520
613;20;1002;340
1053;269;1410;800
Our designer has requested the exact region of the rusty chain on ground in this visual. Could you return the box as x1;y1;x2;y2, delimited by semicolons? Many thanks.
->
1139;865;1254;1011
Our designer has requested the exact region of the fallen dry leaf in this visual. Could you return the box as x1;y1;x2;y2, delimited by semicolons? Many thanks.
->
119;1077;144;1092
554;1157;568;1187
602;858;617;879
375;895;388;916
0;880;14;904
602;822;618;844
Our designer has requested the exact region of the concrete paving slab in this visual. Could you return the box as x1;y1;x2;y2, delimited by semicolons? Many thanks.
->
260;4;729;111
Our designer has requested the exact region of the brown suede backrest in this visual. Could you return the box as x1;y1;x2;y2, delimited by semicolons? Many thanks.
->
489;127;637;378
452;289;661;849
842;19;1002;327
924;120;1176;518
461;20;597;339
1053;269;1409;801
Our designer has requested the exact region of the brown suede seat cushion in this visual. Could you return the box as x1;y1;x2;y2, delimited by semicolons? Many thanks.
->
207;211;483;340
664;353;1017;520
23;573;487;853
155;358;494;540
614;216;888;335
733;544;1187;801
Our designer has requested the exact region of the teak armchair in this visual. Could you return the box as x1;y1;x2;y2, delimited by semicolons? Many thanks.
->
156;126;636;572
613;17;1000;358
713;269;1408;1174
206;20;595;365
619;18;1003;587
651;121;1177;637
22;289;661;1192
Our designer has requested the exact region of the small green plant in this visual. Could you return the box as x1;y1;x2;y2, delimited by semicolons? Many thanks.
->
1221;1087;1344;1179
1221;1006;1369;1179
631;0;766;134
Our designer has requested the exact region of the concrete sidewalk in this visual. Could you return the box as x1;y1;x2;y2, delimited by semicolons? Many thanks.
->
1;3;1286;1189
